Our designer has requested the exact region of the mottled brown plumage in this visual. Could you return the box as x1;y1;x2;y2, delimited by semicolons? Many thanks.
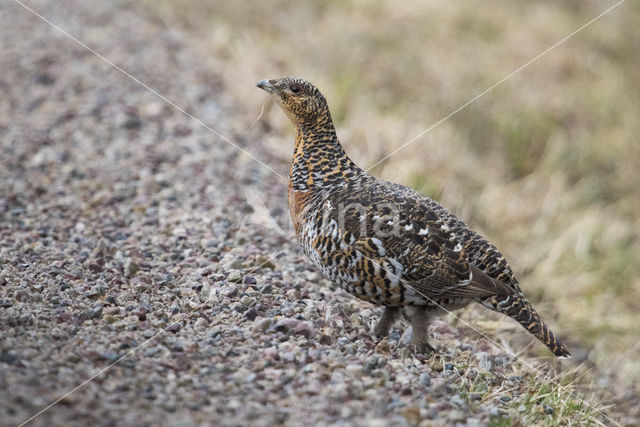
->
257;77;570;357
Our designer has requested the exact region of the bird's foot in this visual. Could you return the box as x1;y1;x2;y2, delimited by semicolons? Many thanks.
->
373;307;400;338
410;339;436;354
374;321;391;338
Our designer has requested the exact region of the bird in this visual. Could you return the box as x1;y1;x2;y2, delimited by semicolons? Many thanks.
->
257;77;571;358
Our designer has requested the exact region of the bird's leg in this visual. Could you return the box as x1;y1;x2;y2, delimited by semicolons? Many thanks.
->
374;306;400;337
406;306;437;353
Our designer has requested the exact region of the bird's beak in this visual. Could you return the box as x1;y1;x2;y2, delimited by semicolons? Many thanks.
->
256;79;278;95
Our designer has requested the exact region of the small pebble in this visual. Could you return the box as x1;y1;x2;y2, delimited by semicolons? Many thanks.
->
243;308;258;321
420;372;431;387
166;323;181;333
242;276;257;285
397;348;412;359
84;305;103;320
227;270;243;282
223;285;239;297
292;321;314;338
134;284;148;293
374;339;390;355
285;289;300;300
259;284;272;294
252;317;273;333
240;296;256;307
365;356;378;373
144;346;163;357
194;318;209;330
0;353;17;365
150;319;166;328
124;259;139;278
131;309;146;321
103;314;118;324
275;318;301;332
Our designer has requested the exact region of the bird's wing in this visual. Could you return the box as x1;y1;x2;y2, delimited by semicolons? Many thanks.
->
320;177;516;300
346;237;514;300
407;256;514;299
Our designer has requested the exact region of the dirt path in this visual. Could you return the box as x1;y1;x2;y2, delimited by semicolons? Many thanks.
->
0;1;622;425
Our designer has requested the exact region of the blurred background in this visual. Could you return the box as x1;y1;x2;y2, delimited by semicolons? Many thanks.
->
148;0;640;390
149;0;640;396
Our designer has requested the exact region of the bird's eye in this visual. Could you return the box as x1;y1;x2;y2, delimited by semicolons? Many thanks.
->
290;84;301;94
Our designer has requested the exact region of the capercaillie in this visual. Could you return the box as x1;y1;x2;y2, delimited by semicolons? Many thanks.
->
257;77;570;357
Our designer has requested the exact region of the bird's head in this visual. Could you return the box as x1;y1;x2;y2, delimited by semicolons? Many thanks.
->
257;77;331;128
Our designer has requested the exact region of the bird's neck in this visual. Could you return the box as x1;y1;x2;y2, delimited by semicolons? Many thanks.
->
290;120;363;192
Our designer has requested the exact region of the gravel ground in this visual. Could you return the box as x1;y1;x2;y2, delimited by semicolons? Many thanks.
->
0;1;599;426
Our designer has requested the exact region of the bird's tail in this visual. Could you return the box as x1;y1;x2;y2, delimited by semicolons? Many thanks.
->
483;294;571;358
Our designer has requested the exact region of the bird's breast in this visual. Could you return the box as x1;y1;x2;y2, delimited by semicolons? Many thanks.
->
288;179;315;233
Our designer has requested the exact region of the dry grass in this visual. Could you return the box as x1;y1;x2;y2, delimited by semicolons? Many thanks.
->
146;0;639;422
